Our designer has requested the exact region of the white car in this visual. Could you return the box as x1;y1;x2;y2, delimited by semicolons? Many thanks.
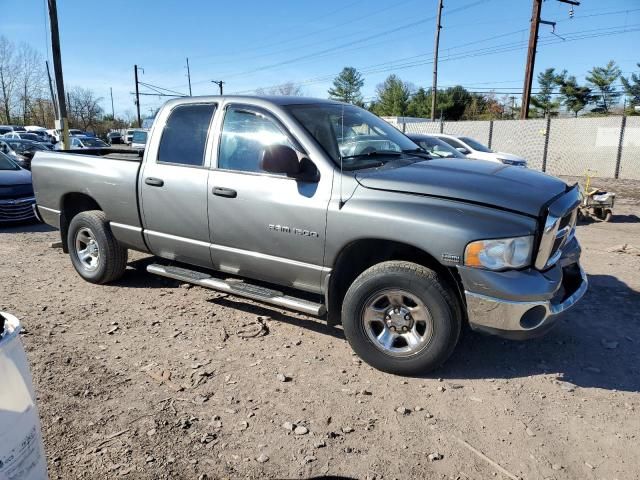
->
54;135;109;150
130;129;148;150
124;129;135;145
433;134;527;167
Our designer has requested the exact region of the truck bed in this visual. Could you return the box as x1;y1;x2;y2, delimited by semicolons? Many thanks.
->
31;149;144;235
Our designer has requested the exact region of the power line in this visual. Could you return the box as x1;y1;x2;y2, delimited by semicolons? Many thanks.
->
230;24;639;95
185;0;487;86
148;0;421;77
149;5;636;90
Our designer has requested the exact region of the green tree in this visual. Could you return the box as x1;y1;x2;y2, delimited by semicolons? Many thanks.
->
371;74;411;116
328;67;365;105
556;74;594;117
586;60;621;114
406;87;431;117
530;68;562;117
621;63;640;109
439;85;475;120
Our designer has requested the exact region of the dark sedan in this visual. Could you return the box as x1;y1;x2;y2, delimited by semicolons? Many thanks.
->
106;131;123;144
406;133;468;159
0;139;52;170
0;152;36;224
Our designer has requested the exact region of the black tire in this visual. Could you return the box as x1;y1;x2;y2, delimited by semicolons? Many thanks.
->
67;210;128;284
341;261;461;375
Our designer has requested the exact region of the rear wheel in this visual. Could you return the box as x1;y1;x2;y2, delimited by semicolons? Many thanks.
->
341;261;461;375
68;210;128;284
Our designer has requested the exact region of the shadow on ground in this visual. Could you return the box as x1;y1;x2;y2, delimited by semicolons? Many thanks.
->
0;222;56;233
207;296;345;341
116;258;640;392
578;214;640;225
439;274;640;393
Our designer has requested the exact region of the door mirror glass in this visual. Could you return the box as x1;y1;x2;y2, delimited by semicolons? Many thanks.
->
260;144;300;177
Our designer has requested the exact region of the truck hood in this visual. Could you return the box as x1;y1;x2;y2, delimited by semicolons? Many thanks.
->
355;158;568;217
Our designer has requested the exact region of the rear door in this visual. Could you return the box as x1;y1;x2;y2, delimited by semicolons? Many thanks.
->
139;102;217;268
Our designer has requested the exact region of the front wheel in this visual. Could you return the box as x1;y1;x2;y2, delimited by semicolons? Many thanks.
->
341;261;461;375
68;210;128;284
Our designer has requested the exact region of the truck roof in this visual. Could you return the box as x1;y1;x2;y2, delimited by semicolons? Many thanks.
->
162;95;345;109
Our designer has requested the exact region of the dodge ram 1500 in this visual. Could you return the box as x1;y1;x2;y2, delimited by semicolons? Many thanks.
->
32;96;587;374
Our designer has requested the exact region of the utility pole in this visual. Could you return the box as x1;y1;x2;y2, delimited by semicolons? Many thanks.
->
186;58;192;96
134;65;142;127
47;0;69;148
430;0;444;121
45;60;59;120
212;80;224;95
521;0;579;119
110;87;115;119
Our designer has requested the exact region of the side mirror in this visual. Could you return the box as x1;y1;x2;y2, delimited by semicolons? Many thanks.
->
456;147;469;154
260;144;301;177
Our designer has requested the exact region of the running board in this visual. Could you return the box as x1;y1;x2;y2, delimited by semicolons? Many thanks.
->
147;264;326;316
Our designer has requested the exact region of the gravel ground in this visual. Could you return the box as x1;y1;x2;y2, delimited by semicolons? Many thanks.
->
1;182;639;480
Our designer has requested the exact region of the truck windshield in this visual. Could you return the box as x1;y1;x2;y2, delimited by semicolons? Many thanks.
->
287;103;420;169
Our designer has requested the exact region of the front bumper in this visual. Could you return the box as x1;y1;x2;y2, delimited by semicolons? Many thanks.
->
459;237;587;340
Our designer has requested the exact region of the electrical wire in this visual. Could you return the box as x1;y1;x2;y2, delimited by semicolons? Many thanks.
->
229;23;639;95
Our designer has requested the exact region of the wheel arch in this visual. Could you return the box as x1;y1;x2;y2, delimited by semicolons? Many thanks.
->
59;193;103;253
326;238;465;325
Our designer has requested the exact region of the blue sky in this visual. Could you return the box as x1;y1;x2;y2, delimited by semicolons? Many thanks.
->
2;0;639;118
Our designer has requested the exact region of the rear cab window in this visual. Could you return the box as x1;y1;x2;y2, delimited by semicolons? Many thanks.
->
157;104;216;167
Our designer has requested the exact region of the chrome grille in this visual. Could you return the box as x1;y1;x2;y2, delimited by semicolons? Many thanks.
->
0;197;36;222
535;187;581;270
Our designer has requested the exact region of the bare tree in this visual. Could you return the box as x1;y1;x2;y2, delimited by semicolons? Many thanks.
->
15;42;47;124
0;36;18;124
255;81;304;96
68;86;104;131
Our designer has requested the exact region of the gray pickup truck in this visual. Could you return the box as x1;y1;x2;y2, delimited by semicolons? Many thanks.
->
32;96;587;375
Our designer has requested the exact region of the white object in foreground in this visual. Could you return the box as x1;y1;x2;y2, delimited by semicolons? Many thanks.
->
0;312;48;480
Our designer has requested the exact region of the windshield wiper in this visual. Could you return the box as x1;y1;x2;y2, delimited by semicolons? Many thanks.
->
402;148;432;159
341;150;402;161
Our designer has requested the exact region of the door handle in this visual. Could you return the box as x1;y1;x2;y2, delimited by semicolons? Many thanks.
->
145;177;164;187
212;187;237;198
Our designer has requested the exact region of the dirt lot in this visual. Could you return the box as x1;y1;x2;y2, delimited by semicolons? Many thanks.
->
1;180;639;480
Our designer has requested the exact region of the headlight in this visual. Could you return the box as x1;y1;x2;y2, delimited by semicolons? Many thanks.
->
499;158;527;167
464;235;533;270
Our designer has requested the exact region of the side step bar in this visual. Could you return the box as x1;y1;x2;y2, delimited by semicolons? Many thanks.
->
147;264;326;316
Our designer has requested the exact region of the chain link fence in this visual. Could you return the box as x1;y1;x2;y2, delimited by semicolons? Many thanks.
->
385;115;639;180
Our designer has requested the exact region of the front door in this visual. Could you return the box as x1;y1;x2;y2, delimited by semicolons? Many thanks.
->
207;104;332;294
140;102;217;267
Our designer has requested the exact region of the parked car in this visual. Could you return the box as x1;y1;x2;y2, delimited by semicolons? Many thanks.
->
3;132;44;143
0;139;52;170
31;96;586;375
433;134;528;166
69;129;88;137
130;130;147;149
0;151;36;223
106;131;123;144
406;134;467;159
123;129;135;144
0;126;13;136
65;136;110;150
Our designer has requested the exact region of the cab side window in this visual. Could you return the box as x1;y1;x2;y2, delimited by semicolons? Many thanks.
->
157;103;216;167
218;107;294;173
